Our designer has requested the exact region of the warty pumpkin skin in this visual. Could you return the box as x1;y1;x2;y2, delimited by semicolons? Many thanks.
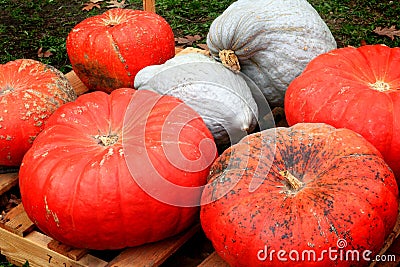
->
200;123;398;267
66;8;175;93
207;0;337;107
0;59;76;166
134;53;260;146
19;88;217;250
285;44;400;181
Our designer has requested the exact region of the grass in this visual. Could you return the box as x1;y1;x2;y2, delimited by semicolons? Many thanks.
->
0;0;399;73
310;0;400;48
0;0;235;73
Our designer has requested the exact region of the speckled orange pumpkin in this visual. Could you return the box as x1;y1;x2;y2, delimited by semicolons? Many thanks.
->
200;123;399;267
66;8;175;93
0;59;76;166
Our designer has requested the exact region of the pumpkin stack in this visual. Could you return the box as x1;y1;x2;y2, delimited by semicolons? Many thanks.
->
16;8;220;250
0;0;397;265
198;0;400;267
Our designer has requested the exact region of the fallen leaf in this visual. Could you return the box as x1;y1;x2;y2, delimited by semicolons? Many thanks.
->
184;34;202;42
373;26;400;40
174;35;202;46
106;0;127;8
90;0;104;3
82;2;101;11
37;47;53;58
196;43;209;50
175;37;190;45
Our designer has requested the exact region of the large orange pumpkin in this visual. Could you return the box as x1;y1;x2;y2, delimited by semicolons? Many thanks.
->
285;44;400;179
66;8;175;93
0;59;76;166
19;88;217;250
200;123;398;266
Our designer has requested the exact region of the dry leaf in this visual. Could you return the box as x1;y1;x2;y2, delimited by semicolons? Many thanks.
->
106;0;127;8
175;37;190;45
196;43;209;51
174;35;202;46
184;35;201;42
37;47;53;58
82;2;101;11
373;26;400;40
90;0;104;3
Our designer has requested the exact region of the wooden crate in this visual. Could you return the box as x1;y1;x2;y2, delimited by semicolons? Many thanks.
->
0;172;228;267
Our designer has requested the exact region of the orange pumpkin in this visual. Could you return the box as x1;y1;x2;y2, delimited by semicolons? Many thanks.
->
0;59;76;166
285;44;400;179
201;123;398;267
66;8;175;93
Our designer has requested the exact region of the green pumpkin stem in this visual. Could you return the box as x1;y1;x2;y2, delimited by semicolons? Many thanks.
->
279;170;304;191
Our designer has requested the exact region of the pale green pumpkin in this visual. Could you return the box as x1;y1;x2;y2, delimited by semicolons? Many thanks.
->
134;53;260;146
207;0;337;107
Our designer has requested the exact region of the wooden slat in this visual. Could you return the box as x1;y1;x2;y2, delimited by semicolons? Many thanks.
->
143;0;156;12
47;240;89;261
65;71;89;96
0;172;18;195
197;252;229;267
0;227;107;267
106;224;201;267
0;203;35;236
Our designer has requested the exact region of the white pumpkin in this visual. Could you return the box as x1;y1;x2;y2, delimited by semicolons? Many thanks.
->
134;53;260;146
207;0;337;107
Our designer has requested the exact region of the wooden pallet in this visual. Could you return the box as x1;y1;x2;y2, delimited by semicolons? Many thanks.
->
0;172;228;267
1;170;400;267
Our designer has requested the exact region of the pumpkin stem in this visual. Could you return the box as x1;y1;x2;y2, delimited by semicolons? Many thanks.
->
219;49;241;73
1;84;14;95
370;80;391;92
279;170;304;192
95;134;119;146
102;14;125;27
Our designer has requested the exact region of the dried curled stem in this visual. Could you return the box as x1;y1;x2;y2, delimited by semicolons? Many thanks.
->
219;49;241;73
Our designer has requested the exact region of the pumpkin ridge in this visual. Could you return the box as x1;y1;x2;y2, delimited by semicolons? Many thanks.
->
229;27;268;54
106;30;130;71
350;46;384;84
245;54;288;94
307;186;389;248
67;148;126;243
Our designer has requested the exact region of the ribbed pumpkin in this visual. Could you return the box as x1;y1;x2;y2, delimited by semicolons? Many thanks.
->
201;123;398;267
207;0;337;107
134;53;261;146
285;44;400;180
66;8;175;93
19;88;217;250
0;59;76;166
